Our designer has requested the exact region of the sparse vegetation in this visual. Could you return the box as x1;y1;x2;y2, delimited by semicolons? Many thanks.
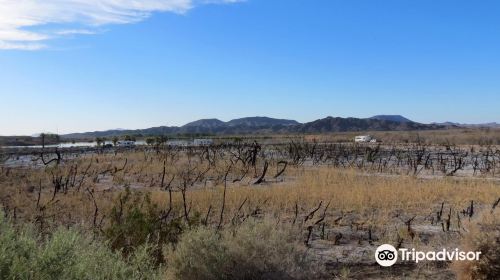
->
165;218;323;280
0;211;163;280
452;209;500;280
0;138;499;279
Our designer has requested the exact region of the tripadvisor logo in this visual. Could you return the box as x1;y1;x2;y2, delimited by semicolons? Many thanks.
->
375;244;398;267
375;244;481;267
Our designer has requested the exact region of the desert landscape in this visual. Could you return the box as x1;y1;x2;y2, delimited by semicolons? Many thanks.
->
1;127;499;279
2;1;500;279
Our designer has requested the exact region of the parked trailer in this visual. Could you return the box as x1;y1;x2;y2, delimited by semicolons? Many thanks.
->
354;135;374;143
116;140;136;147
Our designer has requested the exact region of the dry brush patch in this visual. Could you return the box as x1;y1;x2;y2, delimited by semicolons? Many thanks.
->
452;208;500;280
150;167;499;222
1;145;500;279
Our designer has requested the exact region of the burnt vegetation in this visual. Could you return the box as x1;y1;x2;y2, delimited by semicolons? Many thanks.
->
1;137;499;279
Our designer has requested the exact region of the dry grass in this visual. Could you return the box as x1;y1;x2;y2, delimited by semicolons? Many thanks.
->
1;150;499;230
1;148;499;279
451;209;500;280
148;167;500;225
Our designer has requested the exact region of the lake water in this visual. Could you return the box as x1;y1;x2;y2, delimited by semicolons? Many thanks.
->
2;140;147;149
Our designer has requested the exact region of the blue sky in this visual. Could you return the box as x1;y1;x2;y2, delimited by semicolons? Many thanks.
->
1;0;499;135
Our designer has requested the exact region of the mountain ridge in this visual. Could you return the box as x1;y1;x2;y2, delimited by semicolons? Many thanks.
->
433;122;500;128
369;115;413;123
61;115;446;139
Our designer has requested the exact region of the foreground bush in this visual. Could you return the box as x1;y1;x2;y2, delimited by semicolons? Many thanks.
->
452;209;500;280
0;214;164;280
105;188;201;265
165;218;324;280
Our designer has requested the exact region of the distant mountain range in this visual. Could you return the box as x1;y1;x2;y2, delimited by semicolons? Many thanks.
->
432;122;500;128
61;115;447;139
292;116;442;133
182;117;299;131
369;115;413;123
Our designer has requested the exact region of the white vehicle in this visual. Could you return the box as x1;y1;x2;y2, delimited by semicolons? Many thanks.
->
116;140;136;147
193;139;214;146
354;135;373;143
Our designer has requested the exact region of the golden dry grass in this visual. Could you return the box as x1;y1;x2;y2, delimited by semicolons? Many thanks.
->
1;150;499;234
451;209;500;280
146;167;500;227
1;149;499;280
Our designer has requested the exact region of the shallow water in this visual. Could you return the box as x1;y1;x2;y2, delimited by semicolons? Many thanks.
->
2;140;147;149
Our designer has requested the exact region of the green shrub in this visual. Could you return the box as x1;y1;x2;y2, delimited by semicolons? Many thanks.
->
104;188;196;263
165;218;325;280
0;213;164;280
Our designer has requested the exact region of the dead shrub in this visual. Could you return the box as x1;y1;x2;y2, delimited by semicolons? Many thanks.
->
452;209;500;280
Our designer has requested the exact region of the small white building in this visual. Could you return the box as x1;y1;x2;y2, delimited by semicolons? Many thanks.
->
116;140;136;147
354;135;373;143
193;139;214;146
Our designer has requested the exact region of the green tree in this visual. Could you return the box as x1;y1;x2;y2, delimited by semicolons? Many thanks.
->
155;136;167;146
146;137;156;146
95;137;105;147
112;136;119;146
124;135;136;141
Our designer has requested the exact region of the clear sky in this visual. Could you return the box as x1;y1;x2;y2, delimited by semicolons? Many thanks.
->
1;0;499;135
